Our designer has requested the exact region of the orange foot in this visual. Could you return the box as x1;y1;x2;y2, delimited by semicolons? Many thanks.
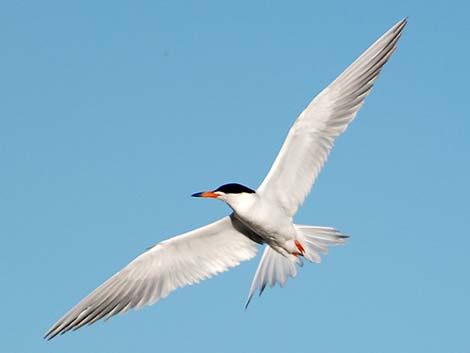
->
294;239;305;255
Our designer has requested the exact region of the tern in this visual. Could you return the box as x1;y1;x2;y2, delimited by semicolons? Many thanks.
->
45;18;406;339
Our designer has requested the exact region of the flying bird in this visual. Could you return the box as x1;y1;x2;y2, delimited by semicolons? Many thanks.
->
45;18;406;339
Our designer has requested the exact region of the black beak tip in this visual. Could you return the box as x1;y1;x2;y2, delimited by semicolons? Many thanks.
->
192;192;203;197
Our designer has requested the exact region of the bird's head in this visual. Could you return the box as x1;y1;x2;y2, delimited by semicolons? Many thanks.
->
192;183;256;209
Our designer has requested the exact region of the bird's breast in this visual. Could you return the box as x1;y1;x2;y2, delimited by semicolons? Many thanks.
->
232;197;294;244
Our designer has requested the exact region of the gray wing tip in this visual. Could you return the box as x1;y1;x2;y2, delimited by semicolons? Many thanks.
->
394;17;408;34
394;16;408;28
43;327;59;341
44;320;62;340
43;322;70;340
244;296;253;310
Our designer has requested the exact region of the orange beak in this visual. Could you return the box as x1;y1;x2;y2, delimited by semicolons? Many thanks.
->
191;191;219;198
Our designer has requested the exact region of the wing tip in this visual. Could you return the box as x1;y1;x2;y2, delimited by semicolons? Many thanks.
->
393;17;408;35
43;329;58;341
244;296;253;311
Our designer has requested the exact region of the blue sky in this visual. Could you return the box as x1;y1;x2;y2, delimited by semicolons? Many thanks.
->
2;1;469;352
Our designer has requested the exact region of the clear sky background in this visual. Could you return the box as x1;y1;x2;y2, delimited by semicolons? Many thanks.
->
2;1;469;353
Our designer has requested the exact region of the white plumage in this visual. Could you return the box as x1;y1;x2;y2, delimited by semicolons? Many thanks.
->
45;18;406;340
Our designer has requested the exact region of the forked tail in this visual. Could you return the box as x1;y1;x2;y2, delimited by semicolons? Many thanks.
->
295;225;348;263
245;225;347;308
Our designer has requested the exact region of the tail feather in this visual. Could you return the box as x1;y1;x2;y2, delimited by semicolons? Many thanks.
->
245;225;348;308
296;225;348;241
245;246;301;309
296;225;348;263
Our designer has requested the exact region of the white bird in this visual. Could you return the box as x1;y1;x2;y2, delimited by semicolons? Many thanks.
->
45;18;406;339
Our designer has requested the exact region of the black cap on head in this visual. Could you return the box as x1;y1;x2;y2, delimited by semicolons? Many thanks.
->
214;183;255;194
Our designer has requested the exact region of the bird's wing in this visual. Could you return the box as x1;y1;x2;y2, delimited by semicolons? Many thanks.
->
257;18;407;216
44;216;258;340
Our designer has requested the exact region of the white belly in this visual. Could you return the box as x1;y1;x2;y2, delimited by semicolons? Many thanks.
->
229;195;296;247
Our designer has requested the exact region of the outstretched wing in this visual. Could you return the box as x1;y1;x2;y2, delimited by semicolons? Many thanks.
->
257;18;407;216
44;216;258;339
